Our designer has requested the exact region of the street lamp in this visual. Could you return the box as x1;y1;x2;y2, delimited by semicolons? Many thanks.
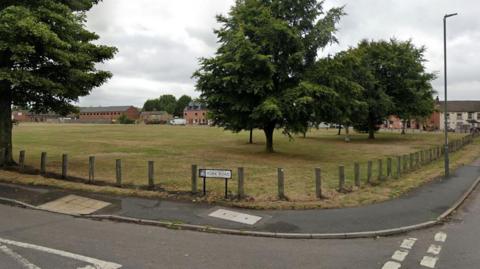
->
444;13;458;178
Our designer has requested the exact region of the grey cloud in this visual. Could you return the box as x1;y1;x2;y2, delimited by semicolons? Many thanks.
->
82;0;480;107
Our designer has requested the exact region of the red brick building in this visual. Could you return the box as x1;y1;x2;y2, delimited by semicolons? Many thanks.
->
183;102;208;125
79;106;140;123
12;110;63;122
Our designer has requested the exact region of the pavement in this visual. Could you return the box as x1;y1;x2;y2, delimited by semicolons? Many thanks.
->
0;159;479;237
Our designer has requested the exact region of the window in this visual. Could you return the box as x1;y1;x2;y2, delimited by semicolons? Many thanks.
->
477;113;480;120
457;113;463;120
195;113;198;116
468;112;473;120
446;113;450;119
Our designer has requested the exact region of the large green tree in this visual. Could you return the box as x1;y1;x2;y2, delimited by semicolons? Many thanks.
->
0;0;117;163
194;0;342;152
157;94;177;115
174;95;192;117
350;39;435;139
308;51;367;141
380;40;436;134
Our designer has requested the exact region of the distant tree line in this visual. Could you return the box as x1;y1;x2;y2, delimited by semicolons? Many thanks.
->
194;0;436;152
142;94;192;117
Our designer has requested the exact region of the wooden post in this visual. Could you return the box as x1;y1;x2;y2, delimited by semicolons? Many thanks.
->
277;168;285;199
88;156;95;183
338;165;345;191
354;162;360;187
0;148;5;167
191;164;198;194
238;167;245;199
378;159;383;181
420;151;424;164
396;156;401;179
387;158;392;179
409;153;414;170
19;150;25;171
40;152;47;175
315;168;322;199
148;161;154;189
415;152;420;168
116;159;122;187
62;154;68;179
403;155;408;172
367;161;373;184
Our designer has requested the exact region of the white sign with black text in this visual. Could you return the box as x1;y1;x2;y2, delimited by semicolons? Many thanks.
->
199;169;232;179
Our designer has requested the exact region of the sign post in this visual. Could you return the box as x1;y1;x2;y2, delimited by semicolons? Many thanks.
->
199;169;232;199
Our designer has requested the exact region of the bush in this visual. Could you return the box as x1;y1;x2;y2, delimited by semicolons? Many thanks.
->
118;114;135;124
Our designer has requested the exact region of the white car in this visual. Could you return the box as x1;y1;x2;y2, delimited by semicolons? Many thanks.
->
169;118;187;125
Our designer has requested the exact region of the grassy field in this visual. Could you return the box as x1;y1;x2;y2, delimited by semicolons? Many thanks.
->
5;123;473;208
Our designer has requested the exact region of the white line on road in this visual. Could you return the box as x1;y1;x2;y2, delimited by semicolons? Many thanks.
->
0;244;42;269
381;261;401;269
391;249;409;262
427;244;442;255
400;238;417;249
0;237;122;269
420;256;438;268
381;237;418;269
434;232;447;242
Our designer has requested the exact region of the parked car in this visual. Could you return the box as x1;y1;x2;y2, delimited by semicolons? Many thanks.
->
169;118;187;125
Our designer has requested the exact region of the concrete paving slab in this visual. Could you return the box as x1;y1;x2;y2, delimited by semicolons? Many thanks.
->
37;195;110;215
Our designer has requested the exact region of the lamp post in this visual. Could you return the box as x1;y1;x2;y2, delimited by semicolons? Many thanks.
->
444;13;458;178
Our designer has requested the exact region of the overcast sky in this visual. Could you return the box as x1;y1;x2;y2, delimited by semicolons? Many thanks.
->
80;0;479;107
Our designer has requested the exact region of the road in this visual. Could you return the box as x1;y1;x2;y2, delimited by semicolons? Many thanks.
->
0;189;479;268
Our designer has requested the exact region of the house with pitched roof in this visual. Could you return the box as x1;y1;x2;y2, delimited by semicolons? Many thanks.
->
79;106;140;123
436;101;480;131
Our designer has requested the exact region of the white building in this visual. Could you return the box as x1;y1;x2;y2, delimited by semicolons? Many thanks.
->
439;101;480;131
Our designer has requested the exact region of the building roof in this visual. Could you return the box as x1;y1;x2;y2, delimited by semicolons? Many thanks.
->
140;111;169;116
438;101;480;113
80;106;135;113
184;101;207;111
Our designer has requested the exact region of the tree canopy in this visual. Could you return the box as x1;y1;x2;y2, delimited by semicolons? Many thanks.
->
142;94;193;117
351;39;436;138
194;0;343;152
0;0;117;163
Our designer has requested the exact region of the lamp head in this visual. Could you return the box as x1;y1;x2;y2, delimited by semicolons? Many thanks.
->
444;13;458;18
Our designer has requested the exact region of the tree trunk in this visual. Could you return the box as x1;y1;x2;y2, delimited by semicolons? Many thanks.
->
0;82;13;164
263;124;275;153
249;128;253;144
345;125;350;142
401;120;406;135
368;118;376;139
368;128;375;139
337;125;342;135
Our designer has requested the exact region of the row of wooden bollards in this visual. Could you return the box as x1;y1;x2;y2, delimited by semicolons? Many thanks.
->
1;133;477;200
9;152;157;189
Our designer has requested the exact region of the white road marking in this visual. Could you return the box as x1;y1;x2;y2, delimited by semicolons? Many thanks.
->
400;238;417;249
0;237;122;269
208;209;262;225
381;261;401;269
77;266;96;269
434;232;447;243
427;244;442;255
0;244;42;269
420;256;438;268
391;249;409;262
